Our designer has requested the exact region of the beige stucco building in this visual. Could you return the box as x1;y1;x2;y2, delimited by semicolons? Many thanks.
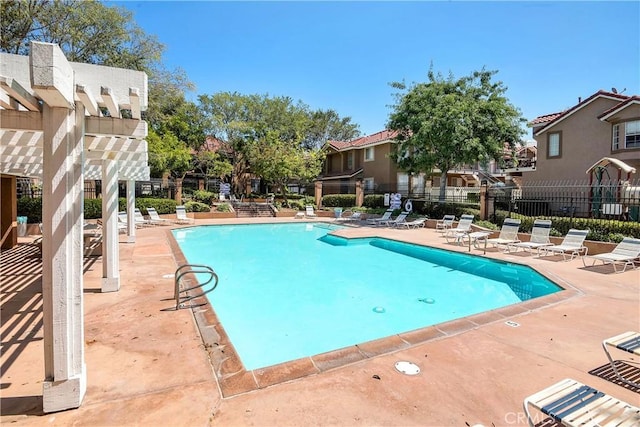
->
524;90;640;184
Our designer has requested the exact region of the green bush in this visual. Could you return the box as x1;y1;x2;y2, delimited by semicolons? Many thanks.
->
17;197;42;223
192;190;215;205
215;203;231;212
363;194;385;208
134;198;178;215
184;201;210;212
84;199;102;219
322;194;356;207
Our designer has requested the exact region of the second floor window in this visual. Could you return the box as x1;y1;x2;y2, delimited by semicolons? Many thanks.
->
625;120;640;149
547;132;561;158
347;152;353;169
612;124;620;150
364;147;374;161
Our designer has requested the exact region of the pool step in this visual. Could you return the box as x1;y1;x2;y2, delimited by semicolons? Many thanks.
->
233;202;275;218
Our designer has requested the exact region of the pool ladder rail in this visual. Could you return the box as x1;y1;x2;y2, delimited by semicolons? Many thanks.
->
174;264;218;310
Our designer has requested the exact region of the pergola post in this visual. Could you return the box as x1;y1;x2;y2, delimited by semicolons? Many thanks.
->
101;158;120;292
126;179;136;242
40;103;87;412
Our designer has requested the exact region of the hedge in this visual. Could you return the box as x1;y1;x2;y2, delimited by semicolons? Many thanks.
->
17;197;179;221
322;194;356;207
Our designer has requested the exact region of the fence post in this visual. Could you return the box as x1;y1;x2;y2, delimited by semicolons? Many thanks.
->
480;183;488;220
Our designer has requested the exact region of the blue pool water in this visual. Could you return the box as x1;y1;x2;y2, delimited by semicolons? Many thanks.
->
172;223;562;370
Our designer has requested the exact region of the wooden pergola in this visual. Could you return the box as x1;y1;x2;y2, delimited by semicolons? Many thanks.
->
0;42;149;412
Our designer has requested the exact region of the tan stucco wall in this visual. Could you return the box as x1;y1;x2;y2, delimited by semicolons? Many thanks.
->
362;143;398;189
525;98;639;183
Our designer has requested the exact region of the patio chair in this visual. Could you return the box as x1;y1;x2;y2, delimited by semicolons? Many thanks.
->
335;209;354;222
444;214;475;244
483;218;521;251
344;211;363;222
539;228;589;261
381;211;410;227
523;378;640;427
175;205;194;224
305;205;317;218
134;208;152;226
602;331;640;388
508;219;553;256
117;211;147;229
146;207;173;225
582;237;640;273
396;217;427;229
366;209;393;226
435;214;455;233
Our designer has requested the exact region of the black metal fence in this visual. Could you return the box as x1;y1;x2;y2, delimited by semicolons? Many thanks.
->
491;180;640;224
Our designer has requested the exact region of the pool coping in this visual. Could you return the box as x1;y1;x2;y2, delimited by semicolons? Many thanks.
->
166;223;582;398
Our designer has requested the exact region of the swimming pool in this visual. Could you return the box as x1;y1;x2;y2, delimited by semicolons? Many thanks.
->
172;223;562;370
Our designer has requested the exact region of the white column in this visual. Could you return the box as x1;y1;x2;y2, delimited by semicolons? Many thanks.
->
101;158;120;292
126;179;136;242
41;103;87;412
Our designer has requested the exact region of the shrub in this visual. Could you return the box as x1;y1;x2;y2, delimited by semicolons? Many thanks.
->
322;194;356;207
84;199;102;219
134;198;178;215
215;203;231;212
363;194;385;209
192;190;215;205
17;197;42;223
184;201;210;212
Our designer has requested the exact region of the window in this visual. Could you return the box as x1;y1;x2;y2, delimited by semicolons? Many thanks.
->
612;124;620;151
347;152;353;170
547;132;561;158
363;177;374;191
364;147;374;161
625;120;640;149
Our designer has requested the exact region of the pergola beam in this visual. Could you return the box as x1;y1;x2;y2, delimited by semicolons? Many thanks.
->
75;84;100;117
0;75;41;111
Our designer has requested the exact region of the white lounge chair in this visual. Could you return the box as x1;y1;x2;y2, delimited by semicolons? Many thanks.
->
582;237;640;273
435;214;455;233
523;378;640;427
539;228;589;260
134;208;152;226
175;205;194;224
381;211;410;227
366;209;393;226
396;217;427;229
305;205;317;218
602;331;640;388
483;218;521;251
147;207;173;225
508;219;553;255
342;211;363;222
118;211;147;229
444;214;475;244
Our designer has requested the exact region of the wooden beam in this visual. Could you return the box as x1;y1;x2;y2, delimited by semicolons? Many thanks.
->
84;116;147;139
100;86;120;118
0;76;41;111
0;110;43;132
75;84;100;117
129;87;141;119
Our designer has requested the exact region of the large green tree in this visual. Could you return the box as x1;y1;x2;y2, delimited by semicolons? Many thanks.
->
387;68;525;201
199;92;356;196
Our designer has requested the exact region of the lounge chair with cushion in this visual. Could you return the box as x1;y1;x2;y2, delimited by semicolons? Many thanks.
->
435;214;455;233
444;214;475;244
381;211;410;227
539;228;589;261
305;205;317;218
508;219;553;255
483;218;521;251
175;205;194;224
582;237;640;273
602;331;640;388
147;207;173;225
366;209;393;226
523;378;640;427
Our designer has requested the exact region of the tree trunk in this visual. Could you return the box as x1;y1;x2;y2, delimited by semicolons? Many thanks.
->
439;171;448;203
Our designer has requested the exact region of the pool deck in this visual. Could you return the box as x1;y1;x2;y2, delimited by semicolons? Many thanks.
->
2;217;639;426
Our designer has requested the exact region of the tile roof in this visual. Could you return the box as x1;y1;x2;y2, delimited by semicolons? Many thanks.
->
328;129;397;151
531;90;633;136
598;95;640;121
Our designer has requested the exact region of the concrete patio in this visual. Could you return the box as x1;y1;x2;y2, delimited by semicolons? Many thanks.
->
1;218;639;426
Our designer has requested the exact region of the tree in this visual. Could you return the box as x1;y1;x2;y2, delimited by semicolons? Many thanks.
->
146;129;191;179
387;68;525;201
199;92;353;196
192;150;233;189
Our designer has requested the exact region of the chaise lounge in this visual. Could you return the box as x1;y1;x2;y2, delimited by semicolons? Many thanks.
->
539;228;589;261
602;331;640;388
582;237;640;273
523;378;640;427
508;219;553;256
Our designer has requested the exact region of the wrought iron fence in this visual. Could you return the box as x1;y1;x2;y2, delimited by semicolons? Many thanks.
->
490;180;640;225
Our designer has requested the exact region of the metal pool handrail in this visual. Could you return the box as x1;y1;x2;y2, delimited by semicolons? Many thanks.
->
174;264;218;310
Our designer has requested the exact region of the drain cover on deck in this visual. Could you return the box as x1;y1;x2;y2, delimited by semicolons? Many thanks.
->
395;361;420;375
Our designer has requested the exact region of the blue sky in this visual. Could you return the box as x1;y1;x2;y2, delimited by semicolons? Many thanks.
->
114;1;639;139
